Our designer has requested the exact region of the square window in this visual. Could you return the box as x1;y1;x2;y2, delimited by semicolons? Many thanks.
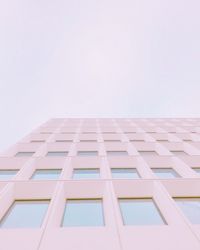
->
175;198;200;224
80;140;97;142
62;199;104;227
119;198;166;225
55;140;73;142
82;132;96;134
104;140;121;142
0;170;18;180
31;140;45;143
61;132;76;134
102;132;116;134
124;132;136;134
152;168;180;178
31;169;61;180
77;151;98;156
193;168;200;174
73;169;100;179
107;151;128;156
130;139;145;142
111;168;140;179
0;200;49;228
15;152;35;157
138;151;158;156
171;151;188;156
46;151;68;157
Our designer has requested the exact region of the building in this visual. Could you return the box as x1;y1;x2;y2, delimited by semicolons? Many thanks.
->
0;118;200;250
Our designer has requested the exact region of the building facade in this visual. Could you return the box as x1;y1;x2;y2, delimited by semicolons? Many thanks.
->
0;118;200;249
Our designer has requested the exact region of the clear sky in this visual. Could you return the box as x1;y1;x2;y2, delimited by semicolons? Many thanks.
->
0;0;200;152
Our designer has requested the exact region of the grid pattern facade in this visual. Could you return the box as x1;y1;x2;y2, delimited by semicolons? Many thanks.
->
1;118;200;249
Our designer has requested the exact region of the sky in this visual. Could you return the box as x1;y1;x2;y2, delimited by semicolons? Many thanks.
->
0;0;200;152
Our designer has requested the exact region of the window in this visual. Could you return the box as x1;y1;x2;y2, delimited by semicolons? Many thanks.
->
31;169;61;180
138;151;158;156
46;151;68;157
73;169;100;179
62;199;104;227
152;168;180;178
0;200;49;228
15;152;35;157
0;170;18;180
55;140;73;142
107;151;128;156
31;140;45;143
130;139;145;142
80;140;97;142
77;151;98;156
104;140;121;142
193;168;200;174
82;132;96;134
111;168;140;179
171;150;188;156
119;198;166;225
61;132;76;134
175;198;200;224
102;132;116;134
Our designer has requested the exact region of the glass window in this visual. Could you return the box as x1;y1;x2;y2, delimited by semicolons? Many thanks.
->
138;151;158;156
171;151;188;156
0;170;18;180
55;140;73;142
193;168;200;174
46;151;68;157
111;168;140;179
15;152;35;157
77;151;98;156
152;168;179;178
175;198;200;224
119;198;166;225
107;151;128;156
61;132;76;134
31;140;45;143
102;132;116;134
62;199;104;227
130;139;145;142
73;169;100;179
104;140;121;142
81;132;97;134
80;140;97;142
31;169;61;180
0;200;49;228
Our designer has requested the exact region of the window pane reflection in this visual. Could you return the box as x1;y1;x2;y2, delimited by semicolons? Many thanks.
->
0;200;49;228
119;198;166;225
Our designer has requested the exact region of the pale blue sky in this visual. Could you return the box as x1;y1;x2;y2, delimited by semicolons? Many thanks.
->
0;0;200;152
